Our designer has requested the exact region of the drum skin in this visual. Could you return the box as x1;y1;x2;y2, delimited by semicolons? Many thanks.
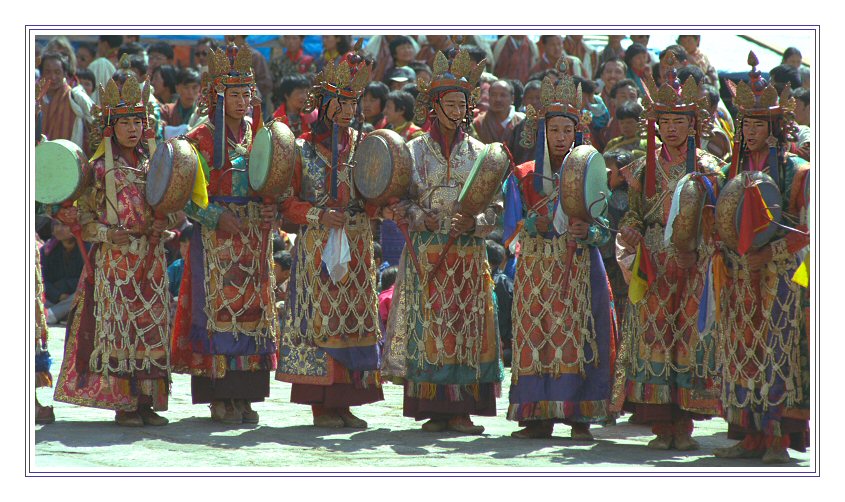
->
671;177;706;253
715;171;783;252
35;139;91;205
560;145;610;222
458;142;509;216
352;129;412;207
249;120;296;199
147;137;198;214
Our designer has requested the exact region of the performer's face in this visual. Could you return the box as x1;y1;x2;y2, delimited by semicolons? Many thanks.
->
434;91;466;129
327;97;356;127
657;114;692;149
546;116;576;157
742;117;770;153
114;117;143;149
224;86;251;121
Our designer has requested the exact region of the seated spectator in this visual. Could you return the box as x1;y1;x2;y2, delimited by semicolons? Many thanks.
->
623;43;650;95
769;63;802;94
791;87;810;161
605;101;647;158
408;61;432;85
360;81;389;129
273;250;292;305
162;67;202;134
75;41;97;71
486;240;513;367
270;35;316;86
473;79;525;145
492;35;538;84
41;220;84;324
151;64;177;104
76;67;96;98
384;66;416;91
602;150;634;319
782;47;803;68
378;266;398;336
167;225;193;299
595;78;638;151
676;35;719;88
384;90;424;141
147;42;173;72
272;74;317;138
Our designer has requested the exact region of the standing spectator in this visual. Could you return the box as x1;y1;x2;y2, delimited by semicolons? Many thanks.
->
272;74;317;137
227;35;274;118
364;35;417;83
509;79;541;164
88;36;120;103
700;84;732;161
564;35;598;80
782;47;803;68
38;52;94;152
76;42;97;70
147;41;174;74
594;78;638;151
41;220;84;324
629;35;659;64
624;43;650;95
486;240;513;367
167;225;193;299
273;250;292;305
676;35;719;88
151;64;177;104
530;35;584;77
378;266;398;335
656;45;688;87
45;36;78;86
769;63;802;94
492;35;538;84
388;36;417;71
473;79;524;145
360;81;389;129
384;90;424;141
95;35;123;66
270;35;316;92
596;59;628;119
599;35;626;67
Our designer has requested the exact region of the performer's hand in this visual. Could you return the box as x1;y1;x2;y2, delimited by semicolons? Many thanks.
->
161;230;176;243
675;250;698;269
384;201;407;223
151;218;168;234
620;226;643;247
423;212;440;232
218;211;243;235
569;217;589;239
260;203;277;224
746;245;773;271
535;215;551;234
320;209;347;229
450;213;476;236
108;228;130;246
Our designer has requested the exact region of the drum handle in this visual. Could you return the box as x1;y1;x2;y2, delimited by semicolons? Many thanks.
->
386;198;425;280
762;205;810;236
587;193;621;233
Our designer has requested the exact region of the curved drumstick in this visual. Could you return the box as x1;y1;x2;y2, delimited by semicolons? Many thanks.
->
56;204;94;285
387;197;424;280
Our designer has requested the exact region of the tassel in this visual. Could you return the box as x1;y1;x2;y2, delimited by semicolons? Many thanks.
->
331;122;339;200
252;101;263;137
212;91;226;168
767;144;780;188
533;116;546;195
686;133;696;174
646;118;656;197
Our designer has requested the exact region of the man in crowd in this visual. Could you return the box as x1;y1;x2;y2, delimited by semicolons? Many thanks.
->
161;68;202;133
147;41;174;74
473;79;524;145
38;52;94;152
270;35;316;88
492;35;538;84
41;219;84;325
384;90;424;141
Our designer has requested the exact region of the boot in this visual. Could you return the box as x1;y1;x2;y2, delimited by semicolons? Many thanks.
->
672;420;699;451
312;406;344;428
210;400;241;425
511;420;554;439
115;410;144;427
570;423;594;441
421;419;448;432
337;408;367;428
236;400;260;424
137;405;168;426
447;415;484;435
35;397;55;425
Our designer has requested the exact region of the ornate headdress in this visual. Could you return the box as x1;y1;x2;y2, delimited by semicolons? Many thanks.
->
301;38;372;200
639;51;713;197
519;59;592;194
303;38;371;114
725;51;798;181
196;43;258;168
413;37;486;126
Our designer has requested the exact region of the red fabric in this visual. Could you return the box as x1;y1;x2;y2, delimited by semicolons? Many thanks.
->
186;123;243;196
378;285;394;327
42;83;75;141
286;48;315;74
493;36;534;83
271;102;316;137
639;242;657;285
737;185;771;256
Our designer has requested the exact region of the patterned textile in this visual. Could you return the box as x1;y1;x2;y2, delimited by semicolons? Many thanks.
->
35;242;52;388
611;148;726;416
382;131;503;408
718;155;810;449
170;122;278;379
54;152;170;411
276;129;381;388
